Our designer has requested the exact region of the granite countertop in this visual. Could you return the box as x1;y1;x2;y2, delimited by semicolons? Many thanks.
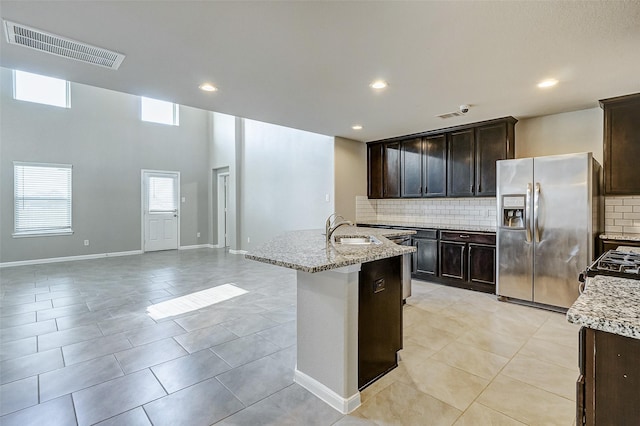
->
245;227;416;273
356;221;496;233
567;275;640;340
600;233;640;242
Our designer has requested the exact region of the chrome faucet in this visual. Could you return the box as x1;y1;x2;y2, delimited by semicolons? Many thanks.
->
325;213;353;243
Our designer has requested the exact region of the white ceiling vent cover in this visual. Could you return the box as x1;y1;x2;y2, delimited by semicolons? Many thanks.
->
3;20;125;70
436;111;464;119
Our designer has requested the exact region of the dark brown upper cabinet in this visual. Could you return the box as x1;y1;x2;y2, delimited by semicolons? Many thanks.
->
475;121;515;197
367;143;383;199
383;142;401;198
424;135;447;197
400;135;447;198
447;129;475;197
367;116;516;199
401;138;423;198
600;93;640;195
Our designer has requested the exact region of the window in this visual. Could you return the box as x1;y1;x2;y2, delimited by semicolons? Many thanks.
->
14;162;73;237
141;97;179;126
148;176;177;212
13;70;70;108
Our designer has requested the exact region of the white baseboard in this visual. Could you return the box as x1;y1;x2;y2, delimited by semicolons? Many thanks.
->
229;249;248;255
294;369;361;414
178;244;214;250
0;250;143;268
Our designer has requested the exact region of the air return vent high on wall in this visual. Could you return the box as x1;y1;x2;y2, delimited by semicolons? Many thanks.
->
3;20;125;70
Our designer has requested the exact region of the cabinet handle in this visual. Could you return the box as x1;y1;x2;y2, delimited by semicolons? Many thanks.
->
459;234;470;238
470;184;473;193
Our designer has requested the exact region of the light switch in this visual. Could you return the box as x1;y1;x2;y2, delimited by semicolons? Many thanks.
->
181;197;186;203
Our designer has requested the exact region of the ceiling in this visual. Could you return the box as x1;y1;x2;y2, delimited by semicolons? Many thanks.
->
1;1;639;142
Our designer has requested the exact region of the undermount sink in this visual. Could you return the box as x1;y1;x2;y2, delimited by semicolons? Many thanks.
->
334;235;382;246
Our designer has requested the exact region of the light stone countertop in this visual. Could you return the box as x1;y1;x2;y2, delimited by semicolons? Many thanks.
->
356;221;496;233
567;275;640;340
600;233;640;242
245;227;416;273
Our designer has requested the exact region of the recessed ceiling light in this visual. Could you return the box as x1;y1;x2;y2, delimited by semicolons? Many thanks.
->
199;83;218;92
352;125;363;130
537;79;558;88
369;80;388;90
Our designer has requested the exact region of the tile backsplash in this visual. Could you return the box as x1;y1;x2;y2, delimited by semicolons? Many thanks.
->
357;195;640;235
604;196;640;235
356;196;497;228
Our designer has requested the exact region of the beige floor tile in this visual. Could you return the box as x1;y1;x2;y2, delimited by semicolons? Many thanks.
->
501;353;577;401
432;341;510;379
455;327;527;359
478;374;575;425
398;339;437;365
453;402;526;426
518;336;578;370
404;323;458;353
408;308;472;336
477;314;542;339
355;381;462;426
395;358;489;411
532;316;580;349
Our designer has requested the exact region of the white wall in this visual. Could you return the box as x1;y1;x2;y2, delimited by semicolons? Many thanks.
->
516;108;604;163
240;119;334;251
334;137;367;223
0;67;210;263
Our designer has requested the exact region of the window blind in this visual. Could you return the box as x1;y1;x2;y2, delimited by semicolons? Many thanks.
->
14;162;72;235
148;176;176;212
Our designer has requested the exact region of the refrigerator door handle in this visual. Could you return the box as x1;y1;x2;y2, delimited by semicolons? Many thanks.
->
534;182;541;242
525;183;532;243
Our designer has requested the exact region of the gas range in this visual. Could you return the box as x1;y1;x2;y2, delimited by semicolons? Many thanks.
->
581;250;640;281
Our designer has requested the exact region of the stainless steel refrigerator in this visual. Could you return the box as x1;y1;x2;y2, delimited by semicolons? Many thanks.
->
496;152;602;309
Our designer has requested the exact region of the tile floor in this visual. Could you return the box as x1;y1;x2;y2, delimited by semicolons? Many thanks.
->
0;249;580;425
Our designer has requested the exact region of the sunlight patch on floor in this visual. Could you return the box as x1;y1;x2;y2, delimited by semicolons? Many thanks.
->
146;283;248;320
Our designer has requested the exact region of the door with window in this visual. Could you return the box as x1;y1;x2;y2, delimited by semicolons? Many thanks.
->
143;171;179;251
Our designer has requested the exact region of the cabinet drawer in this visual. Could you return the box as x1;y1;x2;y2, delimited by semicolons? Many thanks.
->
414;229;437;239
440;231;496;245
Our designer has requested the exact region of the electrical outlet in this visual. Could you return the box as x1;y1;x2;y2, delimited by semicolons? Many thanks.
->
196;232;201;238
247;237;251;243
325;194;330;202
84;240;89;246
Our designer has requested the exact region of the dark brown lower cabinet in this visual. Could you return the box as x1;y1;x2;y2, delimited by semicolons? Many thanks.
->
412;229;438;279
578;327;640;425
358;256;402;390
437;231;496;293
468;243;496;285
600;238;640;256
440;241;465;280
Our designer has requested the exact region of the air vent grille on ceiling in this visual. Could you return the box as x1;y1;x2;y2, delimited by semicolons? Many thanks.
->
436;111;464;119
3;20;125;70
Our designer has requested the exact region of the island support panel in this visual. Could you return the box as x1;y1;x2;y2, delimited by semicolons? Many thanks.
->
294;264;361;414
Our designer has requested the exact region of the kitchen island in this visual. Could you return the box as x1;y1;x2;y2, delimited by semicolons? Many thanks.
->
246;226;415;413
567;273;640;425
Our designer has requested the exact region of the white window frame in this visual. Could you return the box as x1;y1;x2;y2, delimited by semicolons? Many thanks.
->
13;70;70;108
140;96;179;126
13;161;74;238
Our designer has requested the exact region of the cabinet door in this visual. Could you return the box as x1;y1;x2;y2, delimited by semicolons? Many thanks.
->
424;134;447;197
414;238;438;276
475;123;507;197
439;241;466;280
367;143;383;198
401;138;423;198
602;96;640;195
383;142;401;198
468;243;495;285
447;129;475;197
